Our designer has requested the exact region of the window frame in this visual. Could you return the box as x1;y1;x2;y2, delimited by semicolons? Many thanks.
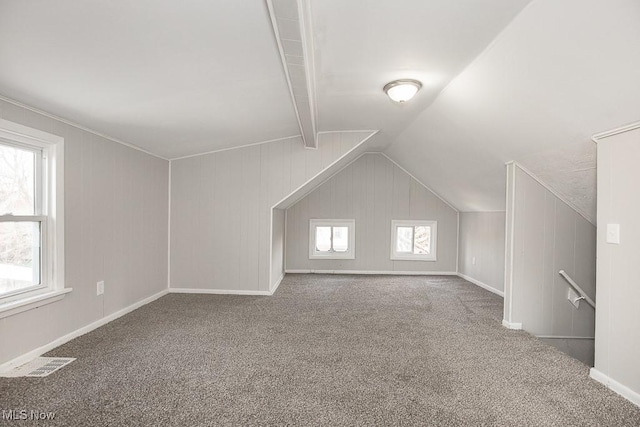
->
0;119;65;309
308;219;356;260
390;220;438;261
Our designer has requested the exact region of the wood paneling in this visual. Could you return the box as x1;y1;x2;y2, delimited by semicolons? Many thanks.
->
458;212;506;292
0;99;169;365
170;132;372;292
505;164;595;337
285;153;458;273
595;127;640;397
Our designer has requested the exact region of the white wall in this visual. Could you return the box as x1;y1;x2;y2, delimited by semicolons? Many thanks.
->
0;99;169;365
504;163;596;337
169;132;373;292
271;208;285;289
458;212;505;294
285;153;458;273
592;125;640;404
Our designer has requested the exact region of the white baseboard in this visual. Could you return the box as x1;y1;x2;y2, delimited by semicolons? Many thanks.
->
502;319;523;330
168;288;272;296
536;335;595;340
0;289;169;373
270;272;285;294
457;273;505;297
590;368;640;407
285;269;458;276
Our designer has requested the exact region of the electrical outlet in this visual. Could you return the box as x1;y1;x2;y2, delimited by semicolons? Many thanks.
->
472;256;476;265
97;281;104;296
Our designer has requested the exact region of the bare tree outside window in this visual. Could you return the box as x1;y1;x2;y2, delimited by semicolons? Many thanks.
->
0;143;39;295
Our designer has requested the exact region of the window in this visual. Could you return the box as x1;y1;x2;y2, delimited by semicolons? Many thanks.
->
390;220;437;261
309;219;355;259
0;119;65;310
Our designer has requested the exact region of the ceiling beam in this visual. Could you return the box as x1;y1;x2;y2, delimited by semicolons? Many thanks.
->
266;0;318;149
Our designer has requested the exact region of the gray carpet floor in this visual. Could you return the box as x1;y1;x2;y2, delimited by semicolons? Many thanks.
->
1;274;639;426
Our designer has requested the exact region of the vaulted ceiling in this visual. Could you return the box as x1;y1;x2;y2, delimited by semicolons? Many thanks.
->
1;0;638;219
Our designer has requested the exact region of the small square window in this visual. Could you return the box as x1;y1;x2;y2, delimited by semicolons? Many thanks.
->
309;219;355;259
390;220;437;261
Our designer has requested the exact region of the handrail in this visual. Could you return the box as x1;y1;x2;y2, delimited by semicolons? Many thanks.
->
559;270;596;309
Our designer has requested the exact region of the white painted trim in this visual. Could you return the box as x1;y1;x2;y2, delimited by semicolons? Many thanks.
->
0;288;72;319
0;118;63;145
170;135;302;161
298;0;318;148
167;161;172;290
272;131;378;209
504;163;516;324
506;161;595;225
0;119;65;297
592;121;640;142
502;319;522;330
455;212;460;273
590;368;640;408
457;273;504;297
269;208;273;293
0;289;168;373
270;272;285;295
285;269;457;276
380;153;459;213
309;219;356;260
536;335;594;340
168;288;272;296
390;220;437;261
317;130;379;135
0;95;168;161
265;0;310;148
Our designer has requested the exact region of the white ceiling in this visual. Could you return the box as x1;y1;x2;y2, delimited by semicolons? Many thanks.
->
385;0;640;221
310;0;531;139
1;0;637;218
0;0;300;159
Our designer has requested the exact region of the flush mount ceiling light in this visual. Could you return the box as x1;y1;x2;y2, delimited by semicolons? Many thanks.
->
383;79;422;103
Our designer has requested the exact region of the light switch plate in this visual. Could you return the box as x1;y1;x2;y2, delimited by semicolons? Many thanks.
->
97;281;104;296
606;224;620;244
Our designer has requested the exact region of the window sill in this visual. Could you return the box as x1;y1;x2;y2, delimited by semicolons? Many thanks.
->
391;256;437;262
0;288;72;319
309;254;356;260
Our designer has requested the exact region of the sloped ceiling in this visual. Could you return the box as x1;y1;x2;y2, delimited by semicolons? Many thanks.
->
0;0;638;218
385;0;640;221
0;0;299;159
311;0;531;139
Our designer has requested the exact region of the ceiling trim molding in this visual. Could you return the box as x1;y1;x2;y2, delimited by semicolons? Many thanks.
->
506;161;595;226
169;134;302;161
273;130;378;209
380;152;459;213
592;121;640;143
266;0;318;149
0;94;169;161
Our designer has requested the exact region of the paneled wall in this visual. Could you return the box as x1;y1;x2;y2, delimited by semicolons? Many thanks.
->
170;132;373;292
271;208;286;289
0;99;169;365
593;126;640;403
504;163;596;337
458;212;505;294
285;153;458;273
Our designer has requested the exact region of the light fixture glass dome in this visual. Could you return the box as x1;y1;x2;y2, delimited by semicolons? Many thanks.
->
383;79;422;103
